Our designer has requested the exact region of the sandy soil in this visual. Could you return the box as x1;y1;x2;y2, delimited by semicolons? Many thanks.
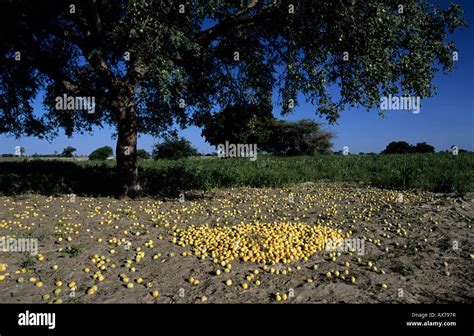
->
0;182;472;303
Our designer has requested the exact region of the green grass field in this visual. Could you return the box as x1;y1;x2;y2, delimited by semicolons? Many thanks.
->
0;153;473;197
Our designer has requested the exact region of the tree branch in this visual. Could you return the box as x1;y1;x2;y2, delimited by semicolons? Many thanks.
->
196;2;279;46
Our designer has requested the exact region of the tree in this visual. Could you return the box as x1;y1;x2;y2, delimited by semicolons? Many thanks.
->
413;142;435;153
201;103;274;147
261;119;334;155
382;141;413;154
382;141;435;153
153;136;198;160
61;146;77;157
89;146;113;161
137;149;151;160
0;1;465;197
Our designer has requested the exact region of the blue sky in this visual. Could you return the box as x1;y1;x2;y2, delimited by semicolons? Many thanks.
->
1;0;473;156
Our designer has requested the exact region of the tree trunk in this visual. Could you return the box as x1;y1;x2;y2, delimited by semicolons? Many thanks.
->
115;87;141;199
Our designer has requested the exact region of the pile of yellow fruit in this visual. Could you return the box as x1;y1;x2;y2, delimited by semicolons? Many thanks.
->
172;222;348;265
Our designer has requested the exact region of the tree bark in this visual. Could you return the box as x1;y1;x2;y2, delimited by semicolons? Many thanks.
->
115;86;141;199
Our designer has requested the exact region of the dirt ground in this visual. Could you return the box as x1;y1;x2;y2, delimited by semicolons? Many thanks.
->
0;182;472;303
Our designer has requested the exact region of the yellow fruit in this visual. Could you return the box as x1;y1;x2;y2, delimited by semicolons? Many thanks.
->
215;269;221;276
382;283;388;289
200;295;208;302
326;272;332;278
350;276;356;284
36;281;43;288
225;279;232;286
152;290;159;298
127;283;134;289
87;287;96;295
242;283;249;289
17;277;24;283
29;277;37;283
255;280;261;286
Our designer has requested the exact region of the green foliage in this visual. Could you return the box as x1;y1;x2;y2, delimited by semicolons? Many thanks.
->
1;153;472;197
61;244;85;258
201;103;274;147
137;149;151;160
89;146;113;161
61;146;77;157
20;255;36;270
261;119;334;155
153;136;198;160
382;141;435;154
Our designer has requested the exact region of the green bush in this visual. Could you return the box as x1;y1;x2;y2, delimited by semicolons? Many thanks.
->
89;146;113;161
153;136;198;160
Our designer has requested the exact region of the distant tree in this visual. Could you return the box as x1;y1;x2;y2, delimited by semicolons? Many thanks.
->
382;141;435;154
261;119;334;155
201;103;273;147
382;141;413;154
413;142;435;153
153;136;198;160
89;146;113;161
1;154;14;157
137;149;151;160
61;146;77;157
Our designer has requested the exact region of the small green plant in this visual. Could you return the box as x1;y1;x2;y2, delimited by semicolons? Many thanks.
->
61;244;85;258
20;255;36;270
